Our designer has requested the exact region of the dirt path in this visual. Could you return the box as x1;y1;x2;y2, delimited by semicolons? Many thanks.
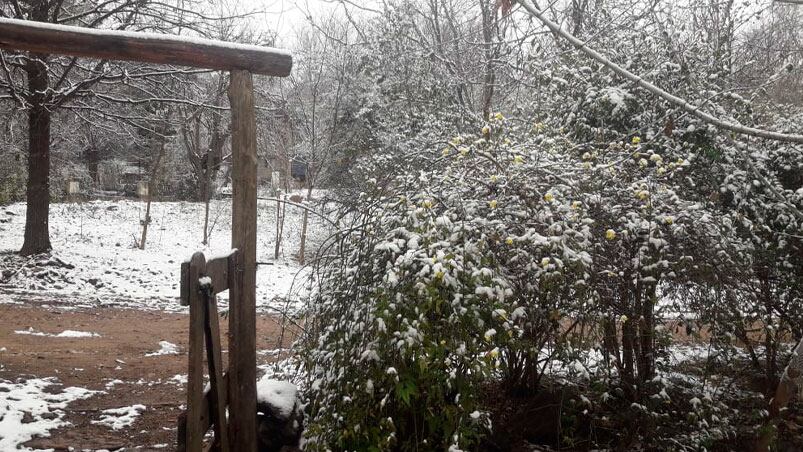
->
0;302;293;451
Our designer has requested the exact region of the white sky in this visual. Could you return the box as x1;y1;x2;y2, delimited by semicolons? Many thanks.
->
249;0;343;46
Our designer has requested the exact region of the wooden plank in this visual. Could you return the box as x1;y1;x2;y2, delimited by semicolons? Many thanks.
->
181;253;231;302
204;255;230;295
203;293;230;452
0;18;292;77
185;252;207;452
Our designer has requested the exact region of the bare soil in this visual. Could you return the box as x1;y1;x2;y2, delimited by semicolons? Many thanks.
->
0;301;293;451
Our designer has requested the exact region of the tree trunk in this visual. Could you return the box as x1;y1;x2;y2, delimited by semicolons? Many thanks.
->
202;150;213;245
479;0;496;121
639;283;657;382
139;135;167;250
297;185;313;264
20;58;52;256
298;209;309;264
274;195;284;260
754;337;803;452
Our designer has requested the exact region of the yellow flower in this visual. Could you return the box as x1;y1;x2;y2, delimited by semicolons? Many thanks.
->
533;122;545;132
442;147;450;157
649;153;663;163
605;229;617;240
583;161;592;170
422;200;433;209
399;195;407;203
450;136;462;146
619;314;629;323
488;348;499;359
664;216;674;225
582;152;592;160
636;190;650;201
494;112;504;121
434;271;444;280
505;237;514;245
657;167;667;176
544;193;554;202
541;257;550;268
571;201;582;209
489;175;498;183
639;158;648;168
459;146;469;156
513;155;524;165
489;200;498;209
631;136;641;145
482;125;491;136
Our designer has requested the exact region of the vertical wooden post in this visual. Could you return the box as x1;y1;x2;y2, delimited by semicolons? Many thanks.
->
227;70;258;452
186;252;206;452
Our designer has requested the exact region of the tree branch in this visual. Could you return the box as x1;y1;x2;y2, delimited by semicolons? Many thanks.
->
518;0;803;144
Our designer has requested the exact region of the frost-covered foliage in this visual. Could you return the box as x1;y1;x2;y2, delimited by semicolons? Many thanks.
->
297;0;802;449
302;118;590;449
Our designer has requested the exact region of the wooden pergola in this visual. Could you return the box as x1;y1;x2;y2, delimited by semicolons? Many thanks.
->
0;17;292;452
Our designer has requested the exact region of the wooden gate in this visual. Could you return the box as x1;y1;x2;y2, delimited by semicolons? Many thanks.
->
177;250;243;452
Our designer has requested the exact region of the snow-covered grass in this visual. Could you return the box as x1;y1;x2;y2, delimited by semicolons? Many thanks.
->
0;198;332;312
0;377;97;451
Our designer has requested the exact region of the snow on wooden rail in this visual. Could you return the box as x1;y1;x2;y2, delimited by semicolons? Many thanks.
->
0;18;292;77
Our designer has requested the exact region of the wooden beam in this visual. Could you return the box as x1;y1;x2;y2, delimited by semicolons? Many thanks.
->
0;18;292;77
228;70;258;452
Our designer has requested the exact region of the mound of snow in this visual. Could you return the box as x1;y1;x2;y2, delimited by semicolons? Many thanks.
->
256;378;298;420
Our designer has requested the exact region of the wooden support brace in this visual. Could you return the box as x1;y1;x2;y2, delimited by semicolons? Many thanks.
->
203;291;229;452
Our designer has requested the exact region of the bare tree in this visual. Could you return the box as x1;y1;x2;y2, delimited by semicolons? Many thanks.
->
0;0;238;255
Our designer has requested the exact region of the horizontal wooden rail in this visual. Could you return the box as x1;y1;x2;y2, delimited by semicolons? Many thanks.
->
0;18;292;77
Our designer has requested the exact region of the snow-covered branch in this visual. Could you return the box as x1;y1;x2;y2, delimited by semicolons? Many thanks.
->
518;0;803;144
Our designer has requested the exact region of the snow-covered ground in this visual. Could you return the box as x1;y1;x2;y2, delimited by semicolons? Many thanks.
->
0;199;331;312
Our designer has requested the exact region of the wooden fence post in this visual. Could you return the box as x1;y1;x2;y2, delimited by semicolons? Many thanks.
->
228;69;258;452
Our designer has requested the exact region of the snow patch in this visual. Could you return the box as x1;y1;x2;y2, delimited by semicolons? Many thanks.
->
14;327;100;338
0;377;96;450
145;341;180;357
91;404;147;430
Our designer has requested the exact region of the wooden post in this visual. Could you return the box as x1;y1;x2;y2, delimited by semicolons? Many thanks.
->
227;70;258;452
185;252;206;452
